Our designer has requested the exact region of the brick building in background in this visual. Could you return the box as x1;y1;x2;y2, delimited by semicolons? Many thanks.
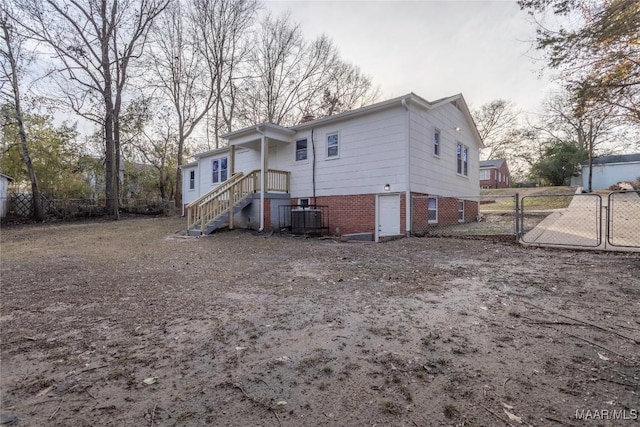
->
479;159;510;189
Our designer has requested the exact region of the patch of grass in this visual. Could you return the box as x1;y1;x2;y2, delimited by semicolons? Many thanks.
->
380;400;402;416
443;404;459;419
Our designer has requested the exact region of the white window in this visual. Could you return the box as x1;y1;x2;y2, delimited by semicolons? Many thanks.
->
327;132;339;158
189;170;195;190
428;197;438;223
296;138;308;161
299;198;310;207
456;143;468;176
212;157;228;184
458;200;465;222
479;169;490;180
433;129;440;157
498;172;502;182
481;185;491;190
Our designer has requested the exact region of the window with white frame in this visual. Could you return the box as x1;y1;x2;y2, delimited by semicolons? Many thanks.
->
212;157;228;184
456;143;468;176
299;198;310;207
458;200;465;222
428;197;438;223
189;170;195;190
327;132;339;158
296;138;308;161
479;169;490;180
433;129;440;157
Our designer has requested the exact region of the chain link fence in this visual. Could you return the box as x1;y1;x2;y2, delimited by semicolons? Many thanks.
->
1;193;174;222
411;194;518;239
411;190;639;250
519;190;639;250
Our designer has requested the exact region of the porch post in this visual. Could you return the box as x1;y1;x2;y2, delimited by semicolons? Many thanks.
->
230;145;235;175
229;145;238;230
259;131;266;231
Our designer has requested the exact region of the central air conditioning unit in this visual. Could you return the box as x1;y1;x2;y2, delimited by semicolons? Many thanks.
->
291;208;322;235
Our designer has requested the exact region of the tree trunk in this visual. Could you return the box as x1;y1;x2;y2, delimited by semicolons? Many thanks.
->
2;21;44;220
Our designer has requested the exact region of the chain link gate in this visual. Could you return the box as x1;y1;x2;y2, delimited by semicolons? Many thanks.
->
519;190;639;250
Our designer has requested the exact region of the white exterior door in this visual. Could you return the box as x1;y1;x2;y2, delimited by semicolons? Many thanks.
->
378;194;400;238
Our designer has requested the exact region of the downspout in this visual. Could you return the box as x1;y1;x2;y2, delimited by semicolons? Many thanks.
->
401;97;411;237
311;128;316;205
257;126;266;232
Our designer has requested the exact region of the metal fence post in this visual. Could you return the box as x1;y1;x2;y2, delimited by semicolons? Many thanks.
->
514;193;519;239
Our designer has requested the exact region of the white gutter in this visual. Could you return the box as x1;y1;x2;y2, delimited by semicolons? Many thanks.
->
257;126;266;232
401;97;412;237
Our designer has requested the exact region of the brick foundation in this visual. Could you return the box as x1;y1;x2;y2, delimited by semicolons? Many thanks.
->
410;192;479;233
292;194;407;237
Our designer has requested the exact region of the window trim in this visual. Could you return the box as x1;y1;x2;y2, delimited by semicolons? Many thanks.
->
295;138;308;162
456;142;469;177
211;156;228;184
479;169;490;180
299;198;310;207
189;170;195;191
326;131;339;159
428;196;438;224
433;128;441;158
458;200;465;222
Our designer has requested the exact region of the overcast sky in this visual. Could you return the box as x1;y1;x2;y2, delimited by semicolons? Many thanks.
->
265;0;560;114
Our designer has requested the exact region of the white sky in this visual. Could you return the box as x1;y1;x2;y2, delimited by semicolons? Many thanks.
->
264;0;560;114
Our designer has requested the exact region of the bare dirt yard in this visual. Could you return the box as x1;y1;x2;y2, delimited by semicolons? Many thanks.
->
1;217;639;426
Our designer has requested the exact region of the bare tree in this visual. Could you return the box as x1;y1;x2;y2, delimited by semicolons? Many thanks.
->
0;3;43;220
237;13;379;127
192;0;258;145
15;0;169;218
238;13;335;126
472;100;523;161
316;60;380;117
148;0;219;206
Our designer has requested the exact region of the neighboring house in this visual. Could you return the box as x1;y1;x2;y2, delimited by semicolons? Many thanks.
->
0;173;14;218
182;93;483;241
582;153;640;190
479;159;510;189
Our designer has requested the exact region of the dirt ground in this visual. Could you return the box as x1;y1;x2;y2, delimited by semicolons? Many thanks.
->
1;217;639;427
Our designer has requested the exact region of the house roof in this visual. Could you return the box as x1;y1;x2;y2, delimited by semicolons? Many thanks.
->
179;161;199;169
193;145;230;159
583;153;640;165
0;172;14;181
215;92;484;150
220;123;296;141
480;159;506;169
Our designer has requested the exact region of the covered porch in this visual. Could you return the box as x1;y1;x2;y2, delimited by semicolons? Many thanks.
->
186;123;295;236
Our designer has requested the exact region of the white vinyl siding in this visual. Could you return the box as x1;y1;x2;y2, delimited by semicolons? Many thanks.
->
409;101;480;198
289;107;408;198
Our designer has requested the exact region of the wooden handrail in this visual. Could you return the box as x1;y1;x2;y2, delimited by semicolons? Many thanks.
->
186;169;291;234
